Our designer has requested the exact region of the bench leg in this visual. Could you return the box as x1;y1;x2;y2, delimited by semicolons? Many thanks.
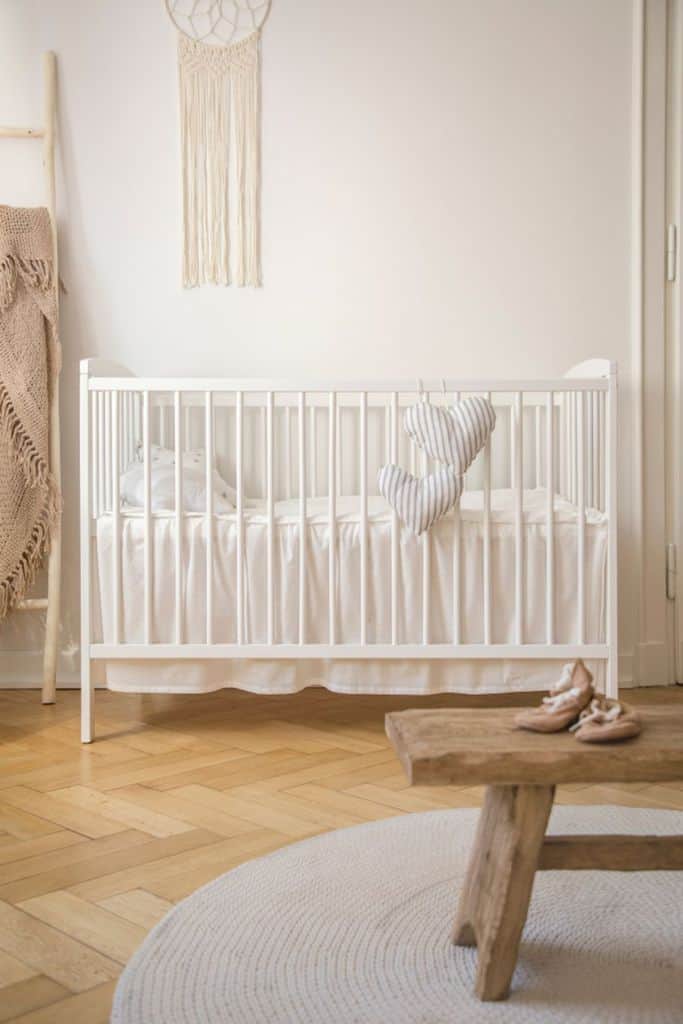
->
452;783;555;1001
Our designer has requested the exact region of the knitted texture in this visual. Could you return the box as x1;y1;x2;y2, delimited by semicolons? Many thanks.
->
178;31;262;287
0;206;61;620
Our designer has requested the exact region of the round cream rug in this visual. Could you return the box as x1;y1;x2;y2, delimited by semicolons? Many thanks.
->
112;806;683;1023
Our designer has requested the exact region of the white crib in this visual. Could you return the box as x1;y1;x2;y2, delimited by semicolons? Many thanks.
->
79;358;618;742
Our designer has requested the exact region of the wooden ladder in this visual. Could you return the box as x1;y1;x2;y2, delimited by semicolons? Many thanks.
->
0;52;62;705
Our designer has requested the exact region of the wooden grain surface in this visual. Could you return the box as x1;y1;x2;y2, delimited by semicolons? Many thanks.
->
0;686;681;1022
386;705;683;785
538;833;683;870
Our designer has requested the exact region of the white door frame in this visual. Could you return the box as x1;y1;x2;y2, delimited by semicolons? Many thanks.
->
665;0;683;683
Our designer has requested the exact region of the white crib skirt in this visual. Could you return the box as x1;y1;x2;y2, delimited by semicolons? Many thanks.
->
95;490;607;695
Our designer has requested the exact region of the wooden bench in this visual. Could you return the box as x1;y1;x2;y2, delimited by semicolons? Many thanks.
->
385;705;683;1002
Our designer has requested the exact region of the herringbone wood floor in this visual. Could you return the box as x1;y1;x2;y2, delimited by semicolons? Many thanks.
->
0;684;681;1023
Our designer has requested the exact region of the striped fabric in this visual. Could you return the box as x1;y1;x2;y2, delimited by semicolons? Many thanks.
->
404;396;496;476
378;465;463;536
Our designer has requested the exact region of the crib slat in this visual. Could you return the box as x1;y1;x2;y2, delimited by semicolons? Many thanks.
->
143;391;152;644
298;392;306;645
104;390;111;512
483;392;492;645
559;393;564;498
535;404;541;488
421;443;430;645
606;377;618;697
97;392;104;514
577;391;585;644
592;391;599;510
336;401;342;497
589;391;594;510
452;389;461;645
599;390;605;510
120;392;125;471
174;391;183;645
546;392;554;644
91;392;98;517
111;391;120;645
566;393;572;501
134;392;141;458
329;392;336;645
514;392;523;644
391;392;399;645
562;393;568;499
285;405;292;500
310;405;317;498
570;392;576;503
360;392;368;646
266;392;275;645
184;404;191;451
118;393;124;474
205;392;214;645
260;406;266;500
235;391;243;645
126;391;133;466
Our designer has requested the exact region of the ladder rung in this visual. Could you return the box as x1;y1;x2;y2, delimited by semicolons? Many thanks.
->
16;598;48;611
0;126;44;139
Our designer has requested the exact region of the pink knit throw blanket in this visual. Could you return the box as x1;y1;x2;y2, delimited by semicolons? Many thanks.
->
0;206;61;620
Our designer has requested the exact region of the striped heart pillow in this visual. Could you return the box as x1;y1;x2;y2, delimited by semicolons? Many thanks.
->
404;396;496;475
378;464;464;536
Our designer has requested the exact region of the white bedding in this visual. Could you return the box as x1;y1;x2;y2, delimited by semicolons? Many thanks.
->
95;488;607;695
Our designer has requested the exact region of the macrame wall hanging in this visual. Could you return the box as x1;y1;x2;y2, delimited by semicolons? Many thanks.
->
164;1;271;288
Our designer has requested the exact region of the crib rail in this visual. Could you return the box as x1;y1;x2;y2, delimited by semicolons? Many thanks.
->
80;359;618;742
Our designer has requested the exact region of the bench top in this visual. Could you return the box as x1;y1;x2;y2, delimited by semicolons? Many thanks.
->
385;706;683;786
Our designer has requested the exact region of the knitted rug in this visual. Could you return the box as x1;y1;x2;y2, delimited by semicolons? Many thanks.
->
0;206;60;619
112;805;683;1023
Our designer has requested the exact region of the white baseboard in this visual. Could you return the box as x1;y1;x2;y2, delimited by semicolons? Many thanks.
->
0;648;81;687
618;652;635;687
633;641;670;686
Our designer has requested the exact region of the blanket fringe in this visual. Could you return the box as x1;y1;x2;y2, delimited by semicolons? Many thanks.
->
0;254;53;313
0;480;59;620
0;206;60;624
0;382;50;487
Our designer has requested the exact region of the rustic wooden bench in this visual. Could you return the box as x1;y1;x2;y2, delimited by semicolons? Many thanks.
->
385;705;683;1002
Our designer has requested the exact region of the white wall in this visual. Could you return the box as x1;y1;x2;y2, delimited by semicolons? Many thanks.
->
0;0;661;683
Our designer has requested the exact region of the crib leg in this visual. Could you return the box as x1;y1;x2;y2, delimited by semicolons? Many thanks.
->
81;653;94;743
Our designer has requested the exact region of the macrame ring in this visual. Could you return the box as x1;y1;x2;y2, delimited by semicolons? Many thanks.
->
164;0;271;48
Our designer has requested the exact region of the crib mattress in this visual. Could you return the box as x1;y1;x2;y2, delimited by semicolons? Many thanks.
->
95;488;607;695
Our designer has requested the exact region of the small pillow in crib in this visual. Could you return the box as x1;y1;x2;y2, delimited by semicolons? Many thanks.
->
404;396;496;475
378;464;463;536
134;443;237;506
120;459;235;513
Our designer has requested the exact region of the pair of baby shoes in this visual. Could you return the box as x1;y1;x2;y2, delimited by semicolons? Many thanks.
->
514;661;641;743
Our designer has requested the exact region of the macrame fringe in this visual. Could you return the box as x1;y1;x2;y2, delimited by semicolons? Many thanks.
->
179;32;261;288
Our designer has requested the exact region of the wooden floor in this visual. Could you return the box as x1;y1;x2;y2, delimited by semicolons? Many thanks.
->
0;684;681;1023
